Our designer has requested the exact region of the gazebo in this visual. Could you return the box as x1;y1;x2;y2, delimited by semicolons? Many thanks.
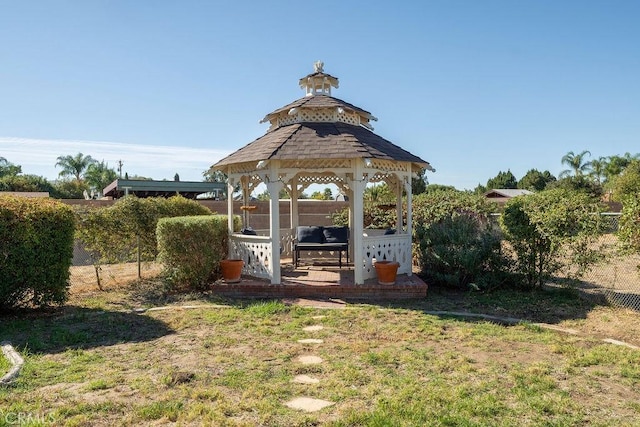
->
212;62;433;286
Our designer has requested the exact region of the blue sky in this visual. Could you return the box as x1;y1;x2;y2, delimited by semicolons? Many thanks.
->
1;1;638;189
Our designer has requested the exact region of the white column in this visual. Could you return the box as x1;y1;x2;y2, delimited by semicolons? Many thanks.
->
350;166;367;284
267;180;283;284
347;187;354;265
290;177;299;231
227;181;235;258
404;177;413;277
395;179;403;233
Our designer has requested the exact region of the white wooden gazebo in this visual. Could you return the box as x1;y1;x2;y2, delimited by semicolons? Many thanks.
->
212;62;433;286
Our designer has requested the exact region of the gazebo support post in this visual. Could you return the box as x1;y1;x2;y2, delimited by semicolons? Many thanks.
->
404;178;413;277
350;174;367;285
266;179;283;284
227;181;235;258
395;179;403;233
290;176;299;231
347;187;354;268
242;185;251;228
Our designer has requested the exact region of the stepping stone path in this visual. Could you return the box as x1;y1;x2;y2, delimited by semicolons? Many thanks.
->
285;397;335;412
297;338;323;344
286;314;336;412
297;355;323;364
292;375;320;384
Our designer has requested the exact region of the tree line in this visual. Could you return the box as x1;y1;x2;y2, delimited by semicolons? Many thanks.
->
474;150;640;202
1;153;159;198
2;150;639;202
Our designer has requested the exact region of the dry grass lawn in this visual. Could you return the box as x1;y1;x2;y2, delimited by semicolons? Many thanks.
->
1;271;639;426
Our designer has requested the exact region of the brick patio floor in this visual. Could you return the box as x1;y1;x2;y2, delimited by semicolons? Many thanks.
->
210;257;428;300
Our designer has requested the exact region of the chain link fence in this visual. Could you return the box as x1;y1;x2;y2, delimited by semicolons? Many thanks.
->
491;212;640;311
577;213;640;311
70;240;162;292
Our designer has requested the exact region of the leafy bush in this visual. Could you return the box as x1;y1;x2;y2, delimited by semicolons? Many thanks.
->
500;189;604;288
0;196;75;308
612;160;640;202
331;188;499;232
157;215;229;290
618;193;640;255
412;190;498;226
0;174;55;194
413;189;505;289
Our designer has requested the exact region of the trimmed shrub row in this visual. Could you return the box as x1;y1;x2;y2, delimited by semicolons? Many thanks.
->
0;196;75;308
75;195;212;265
157;214;242;291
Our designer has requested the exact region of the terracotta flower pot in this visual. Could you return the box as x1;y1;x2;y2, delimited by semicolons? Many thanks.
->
374;260;399;285
220;259;244;283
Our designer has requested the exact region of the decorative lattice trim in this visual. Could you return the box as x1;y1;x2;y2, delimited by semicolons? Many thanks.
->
275;109;361;127
280;159;352;170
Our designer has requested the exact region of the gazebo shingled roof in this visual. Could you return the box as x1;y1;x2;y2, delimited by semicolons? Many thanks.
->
214;121;430;167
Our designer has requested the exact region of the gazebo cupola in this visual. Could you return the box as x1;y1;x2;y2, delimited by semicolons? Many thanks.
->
300;60;339;96
212;62;433;286
260;62;379;132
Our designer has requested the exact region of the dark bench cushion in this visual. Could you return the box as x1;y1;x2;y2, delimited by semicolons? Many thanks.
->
295;225;349;268
296;226;324;243
322;226;348;243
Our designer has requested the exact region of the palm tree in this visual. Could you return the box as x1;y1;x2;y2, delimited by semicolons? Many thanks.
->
589;157;607;184
55;153;96;182
84;160;118;193
560;150;592;178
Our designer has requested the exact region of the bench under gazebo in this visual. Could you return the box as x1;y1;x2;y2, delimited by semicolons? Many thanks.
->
211;62;433;294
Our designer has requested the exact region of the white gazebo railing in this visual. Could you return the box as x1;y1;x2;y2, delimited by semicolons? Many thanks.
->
230;230;412;282
361;234;413;280
229;234;272;280
233;229;295;257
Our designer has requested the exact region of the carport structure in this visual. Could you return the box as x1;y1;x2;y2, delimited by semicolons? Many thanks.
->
211;62;433;286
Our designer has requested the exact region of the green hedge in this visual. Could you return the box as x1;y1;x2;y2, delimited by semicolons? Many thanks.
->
157;214;241;291
0;196;75;308
75;195;212;265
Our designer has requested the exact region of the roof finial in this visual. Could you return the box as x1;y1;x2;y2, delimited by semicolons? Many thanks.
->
314;60;324;73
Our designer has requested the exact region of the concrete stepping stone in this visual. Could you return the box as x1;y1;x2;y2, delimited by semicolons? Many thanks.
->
285;397;335;412
297;355;323;364
303;325;324;332
298;338;324;344
292;374;320;384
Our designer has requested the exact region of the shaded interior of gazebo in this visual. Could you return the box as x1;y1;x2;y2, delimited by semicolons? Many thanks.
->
212;62;433;286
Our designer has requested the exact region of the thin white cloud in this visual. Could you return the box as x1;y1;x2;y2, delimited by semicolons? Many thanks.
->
0;137;232;181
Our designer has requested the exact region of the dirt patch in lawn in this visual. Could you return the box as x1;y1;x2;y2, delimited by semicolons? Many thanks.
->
69;262;163;294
